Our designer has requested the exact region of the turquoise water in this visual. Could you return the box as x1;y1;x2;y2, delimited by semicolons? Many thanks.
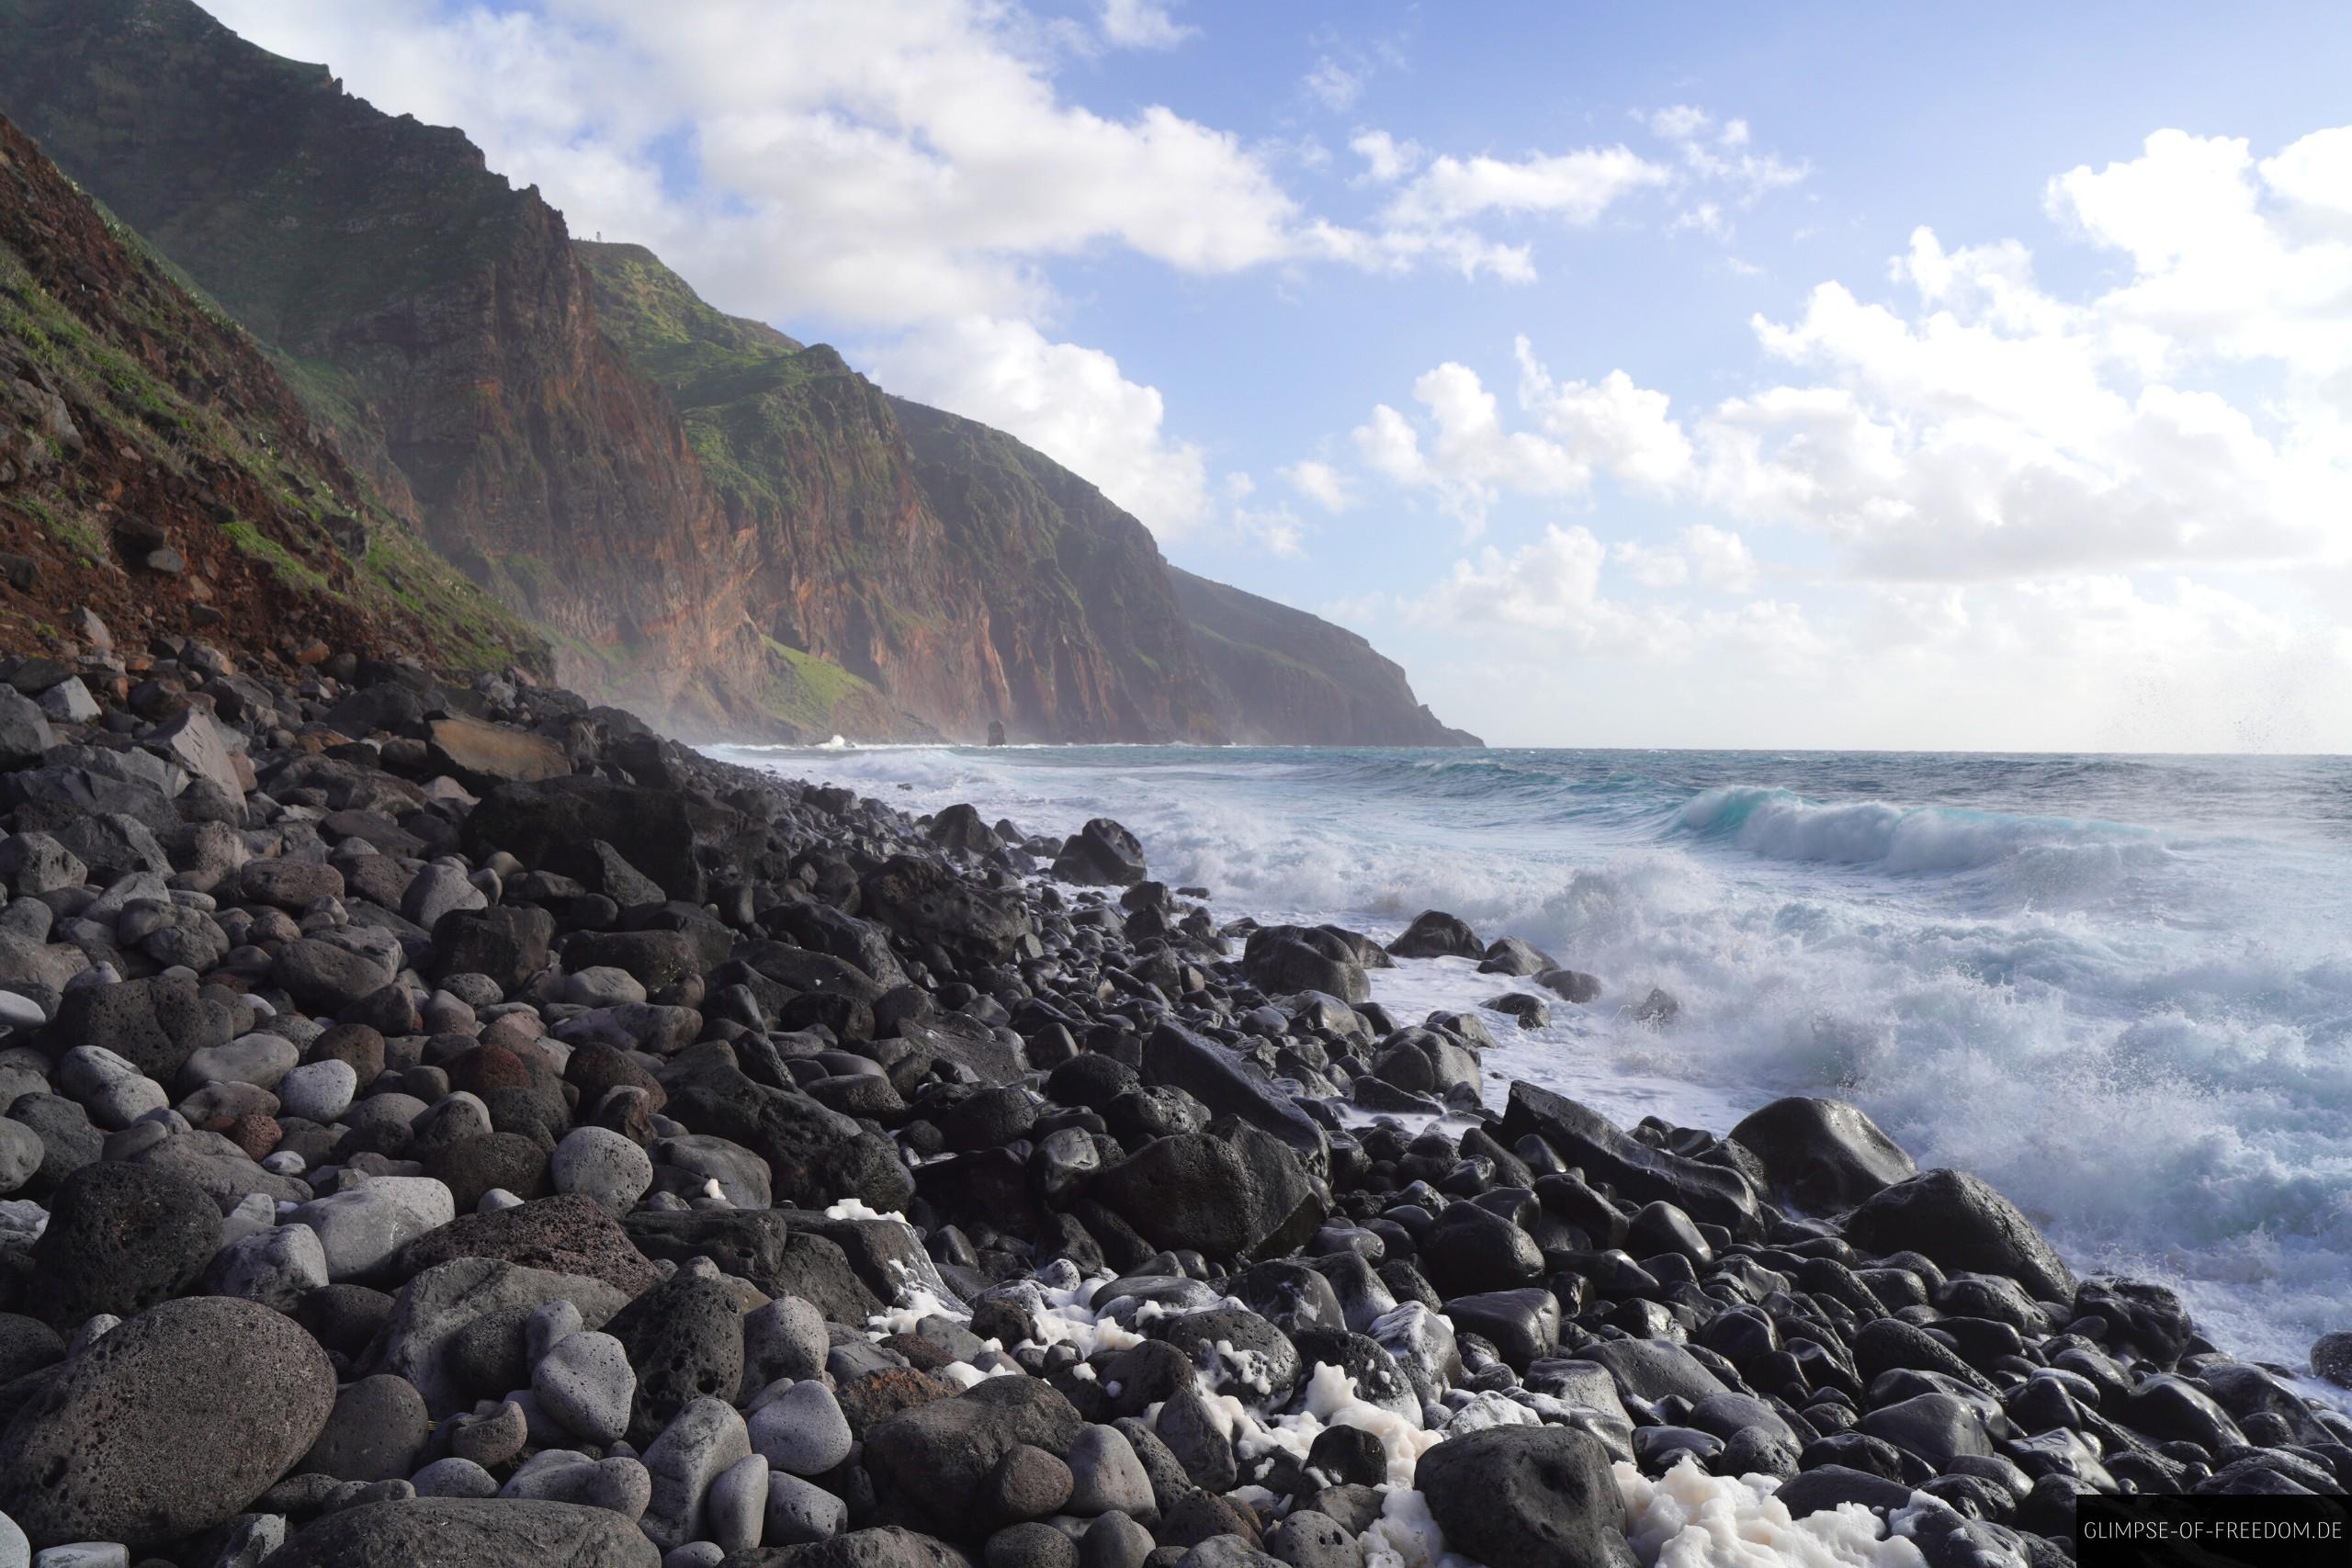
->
713;743;2352;1378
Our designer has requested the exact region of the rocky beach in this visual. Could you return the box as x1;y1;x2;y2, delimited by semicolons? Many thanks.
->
0;645;2339;1568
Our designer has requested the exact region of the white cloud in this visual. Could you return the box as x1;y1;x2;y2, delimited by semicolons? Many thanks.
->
865;315;1211;536
1096;0;1192;51
1644;104;1809;206
1344;342;1693;530
1303;57;1363;110
1349;130;1423;184
1280;459;1355;512
204;0;1306;330
1337;121;2352;744
1410;524;1809;671
1382;146;1672;229
1612;525;1757;591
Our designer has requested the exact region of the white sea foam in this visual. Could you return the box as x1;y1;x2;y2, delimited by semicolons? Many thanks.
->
713;740;2352;1384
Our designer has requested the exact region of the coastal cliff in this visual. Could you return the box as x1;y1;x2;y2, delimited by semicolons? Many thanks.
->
0;0;1477;749
0;108;541;676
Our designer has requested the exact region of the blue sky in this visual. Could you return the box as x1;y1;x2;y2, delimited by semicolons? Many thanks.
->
205;1;2352;750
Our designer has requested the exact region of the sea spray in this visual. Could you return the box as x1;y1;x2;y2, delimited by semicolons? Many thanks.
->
718;739;2352;1381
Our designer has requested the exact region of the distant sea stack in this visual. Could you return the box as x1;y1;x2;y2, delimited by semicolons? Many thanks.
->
0;0;1479;750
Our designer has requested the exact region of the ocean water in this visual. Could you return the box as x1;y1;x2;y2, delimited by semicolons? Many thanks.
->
709;742;2352;1382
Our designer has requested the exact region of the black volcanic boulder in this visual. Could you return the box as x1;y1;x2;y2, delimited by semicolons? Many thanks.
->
1415;1425;1634;1568
662;1048;914;1212
28;1161;222;1329
1534;968;1601;1004
927;802;1004;857
2075;1277;2193;1368
1140;1021;1327;1168
1050;818;1146;886
762;900;909;987
1478;936;1557;976
260;1499;658;1568
860;853;1037;966
0;1296;334;1550
1500;1081;1764;1239
1844;1168;2075;1302
1386;909;1482;960
605;1264;745;1442
465;778;718;902
1092;1124;1326;1261
1729;1097;1917;1213
44;971;231;1082
865;1375;1084;1539
1241;925;1370;1004
433;906;557;995
622;1209;794;1297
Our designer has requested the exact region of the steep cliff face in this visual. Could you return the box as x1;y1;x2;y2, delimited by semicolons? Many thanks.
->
581;243;1012;739
0;109;544;676
0;0;1478;748
1170;569;1483;747
582;243;1224;743
0;0;784;729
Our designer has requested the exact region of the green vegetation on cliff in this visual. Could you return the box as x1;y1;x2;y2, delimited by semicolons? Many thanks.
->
0;111;545;673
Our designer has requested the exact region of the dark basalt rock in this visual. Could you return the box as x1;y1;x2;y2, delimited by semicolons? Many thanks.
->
1729;1096;1918;1213
1091;1126;1326;1262
262;1498;661;1567
393;1194;662;1293
1051;818;1147;886
1845;1168;2076;1302
1140;1021;1327;1169
865;1376;1084;1540
27;1160;221;1329
0;1296;334;1550
1414;1425;1635;1568
1500;1081;1765;1240
1385;909;1482;960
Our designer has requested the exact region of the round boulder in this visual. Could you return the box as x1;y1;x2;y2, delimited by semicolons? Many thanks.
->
1413;1425;1632;1568
0;1295;334;1549
1728;1097;1917;1213
28;1161;222;1329
256;1497;658;1567
1844;1168;2075;1302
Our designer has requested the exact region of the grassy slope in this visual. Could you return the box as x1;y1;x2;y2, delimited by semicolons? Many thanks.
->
0;116;544;672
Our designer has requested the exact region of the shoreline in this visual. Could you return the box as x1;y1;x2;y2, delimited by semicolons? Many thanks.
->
0;652;2342;1567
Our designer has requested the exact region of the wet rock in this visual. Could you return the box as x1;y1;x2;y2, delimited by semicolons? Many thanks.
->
1091;1128;1323;1262
865;1376;1084;1540
1500;1082;1763;1240
1051;819;1146;886
1385;910;1482;960
1845;1168;2076;1302
1728;1097;1917;1213
1414;1425;1634;1568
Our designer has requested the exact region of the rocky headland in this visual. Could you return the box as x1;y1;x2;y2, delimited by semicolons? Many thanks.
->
0;635;2338;1568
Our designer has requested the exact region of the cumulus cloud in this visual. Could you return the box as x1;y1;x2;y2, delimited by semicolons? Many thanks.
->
1096;0;1192;51
1280;460;1355;512
1330;121;2352;742
1612;525;1758;591
1342;340;1693;531
865;316;1211;536
1340;124;2352;591
205;0;1304;330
